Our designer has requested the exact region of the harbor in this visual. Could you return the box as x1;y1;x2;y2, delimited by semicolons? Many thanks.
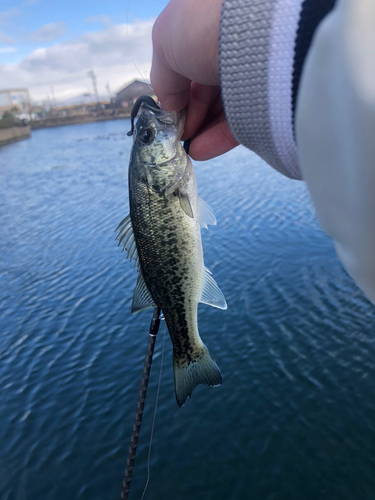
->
0;80;152;146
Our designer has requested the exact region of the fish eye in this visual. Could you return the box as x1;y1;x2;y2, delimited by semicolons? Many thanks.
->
139;127;154;145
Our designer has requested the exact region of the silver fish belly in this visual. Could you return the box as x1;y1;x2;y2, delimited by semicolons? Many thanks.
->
116;101;227;407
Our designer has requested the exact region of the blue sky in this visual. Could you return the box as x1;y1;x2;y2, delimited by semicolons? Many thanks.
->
0;0;168;102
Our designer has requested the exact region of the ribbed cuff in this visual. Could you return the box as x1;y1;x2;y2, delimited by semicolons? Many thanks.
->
220;0;335;180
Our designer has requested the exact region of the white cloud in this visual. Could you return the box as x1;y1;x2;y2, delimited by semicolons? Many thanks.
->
0;30;15;44
28;21;66;43
0;46;16;53
0;20;154;102
86;15;111;28
0;8;22;25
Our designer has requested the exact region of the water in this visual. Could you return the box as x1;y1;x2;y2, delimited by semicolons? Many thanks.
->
1;121;375;500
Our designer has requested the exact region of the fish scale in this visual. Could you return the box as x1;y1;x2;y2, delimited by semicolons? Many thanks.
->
131;184;202;361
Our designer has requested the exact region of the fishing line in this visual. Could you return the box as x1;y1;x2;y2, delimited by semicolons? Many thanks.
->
126;0;154;92
140;320;166;500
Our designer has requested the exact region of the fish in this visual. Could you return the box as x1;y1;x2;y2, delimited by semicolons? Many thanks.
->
115;98;227;407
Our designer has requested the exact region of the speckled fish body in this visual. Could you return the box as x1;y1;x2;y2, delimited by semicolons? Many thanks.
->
116;102;226;406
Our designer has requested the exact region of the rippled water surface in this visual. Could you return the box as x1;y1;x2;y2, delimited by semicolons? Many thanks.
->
1;121;375;500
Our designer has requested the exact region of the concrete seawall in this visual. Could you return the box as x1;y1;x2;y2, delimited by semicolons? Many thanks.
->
0;126;31;147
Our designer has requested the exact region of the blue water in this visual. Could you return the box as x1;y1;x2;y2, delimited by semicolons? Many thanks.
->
1;121;375;500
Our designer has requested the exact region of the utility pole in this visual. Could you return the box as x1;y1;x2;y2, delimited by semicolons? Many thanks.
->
106;81;111;101
50;85;56;111
87;70;99;102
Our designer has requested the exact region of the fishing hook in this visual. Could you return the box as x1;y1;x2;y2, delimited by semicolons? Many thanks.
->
127;95;160;137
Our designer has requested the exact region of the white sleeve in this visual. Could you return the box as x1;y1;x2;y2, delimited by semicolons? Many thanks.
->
296;0;375;303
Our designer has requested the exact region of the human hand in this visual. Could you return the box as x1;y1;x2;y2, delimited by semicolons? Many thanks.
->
150;0;239;161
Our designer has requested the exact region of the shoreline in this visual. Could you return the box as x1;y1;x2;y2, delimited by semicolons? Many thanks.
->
30;113;131;130
0;115;131;148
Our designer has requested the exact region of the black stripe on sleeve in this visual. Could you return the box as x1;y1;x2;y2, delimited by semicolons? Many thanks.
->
292;0;337;122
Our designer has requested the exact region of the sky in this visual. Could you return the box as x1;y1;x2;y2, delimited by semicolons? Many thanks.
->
0;0;168;103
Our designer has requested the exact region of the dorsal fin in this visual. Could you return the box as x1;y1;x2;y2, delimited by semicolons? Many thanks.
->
114;214;139;266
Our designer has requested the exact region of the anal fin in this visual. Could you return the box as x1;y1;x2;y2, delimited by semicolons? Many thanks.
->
131;271;157;314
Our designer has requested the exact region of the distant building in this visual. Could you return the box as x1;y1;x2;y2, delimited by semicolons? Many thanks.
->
52;93;110;117
58;93;107;107
0;88;31;116
30;105;45;120
115;80;154;107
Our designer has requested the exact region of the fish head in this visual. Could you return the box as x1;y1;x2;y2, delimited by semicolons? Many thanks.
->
130;102;187;191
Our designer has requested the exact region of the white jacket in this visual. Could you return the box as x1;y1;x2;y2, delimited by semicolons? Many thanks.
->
220;0;375;302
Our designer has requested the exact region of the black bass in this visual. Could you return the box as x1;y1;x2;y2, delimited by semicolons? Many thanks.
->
116;99;226;407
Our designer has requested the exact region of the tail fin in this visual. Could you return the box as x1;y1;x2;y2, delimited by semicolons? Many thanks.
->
173;344;222;407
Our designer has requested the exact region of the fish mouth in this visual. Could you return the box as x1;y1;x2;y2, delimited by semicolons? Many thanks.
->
141;102;179;127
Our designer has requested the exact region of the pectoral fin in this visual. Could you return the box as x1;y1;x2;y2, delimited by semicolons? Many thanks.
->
200;267;227;310
132;271;157;314
178;189;194;218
